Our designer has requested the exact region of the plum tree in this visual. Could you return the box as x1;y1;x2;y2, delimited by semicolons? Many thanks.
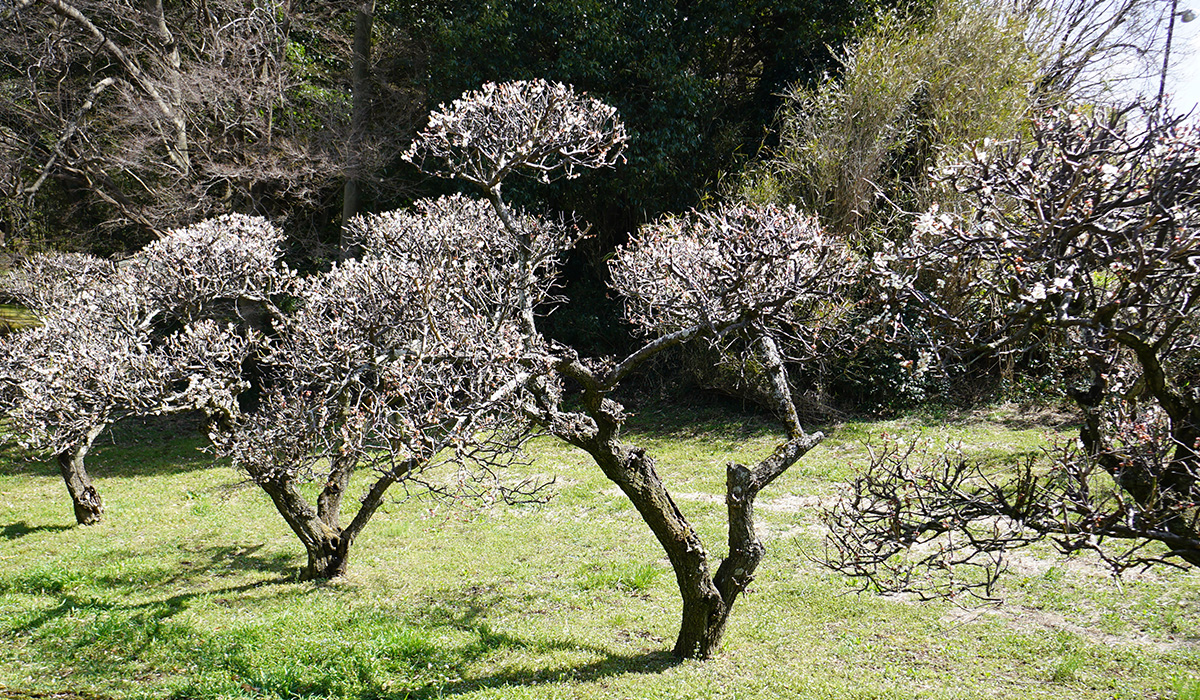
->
825;107;1200;595
0;214;285;524
213;194;552;579
405;78;858;659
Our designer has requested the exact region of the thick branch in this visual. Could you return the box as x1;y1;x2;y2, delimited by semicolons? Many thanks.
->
317;453;358;529
714;432;823;606
21;77;117;197
341;458;414;544
33;0;189;174
485;186;537;339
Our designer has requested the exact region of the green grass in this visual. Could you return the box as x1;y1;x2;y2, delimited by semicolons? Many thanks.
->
0;406;1196;699
0;304;38;334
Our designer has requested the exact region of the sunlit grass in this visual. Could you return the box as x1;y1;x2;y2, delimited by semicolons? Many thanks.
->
0;404;1195;699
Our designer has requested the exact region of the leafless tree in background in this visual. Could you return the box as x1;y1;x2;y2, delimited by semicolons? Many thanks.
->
1016;0;1181;102
0;0;423;255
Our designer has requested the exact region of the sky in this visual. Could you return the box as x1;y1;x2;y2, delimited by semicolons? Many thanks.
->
1165;11;1200;114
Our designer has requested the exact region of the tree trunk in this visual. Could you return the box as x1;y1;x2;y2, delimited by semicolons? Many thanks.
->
149;0;189;177
317;453;357;529
55;424;106;525
257;476;346;580
339;0;375;256
303;530;352;580
255;456;404;581
674;582;729;659
1069;353;1200;566
547;370;822;659
599;437;821;659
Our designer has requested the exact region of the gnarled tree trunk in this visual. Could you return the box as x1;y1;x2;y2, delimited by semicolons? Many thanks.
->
547;350;822;659
1069;345;1200;567
254;453;406;580
55;423;106;525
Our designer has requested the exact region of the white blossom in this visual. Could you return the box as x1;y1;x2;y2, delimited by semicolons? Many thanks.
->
404;79;627;189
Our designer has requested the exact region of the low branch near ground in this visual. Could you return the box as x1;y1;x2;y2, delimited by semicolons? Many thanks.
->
823;435;1200;599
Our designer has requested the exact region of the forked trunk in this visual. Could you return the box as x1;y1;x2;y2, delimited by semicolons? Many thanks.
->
547;345;821;660
255;455;404;581
302;531;352;580
55;424;105;525
674;436;823;658
258;476;345;580
558;401;821;658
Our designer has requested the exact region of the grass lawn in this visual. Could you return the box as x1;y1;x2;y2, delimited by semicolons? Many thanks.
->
0;403;1196;699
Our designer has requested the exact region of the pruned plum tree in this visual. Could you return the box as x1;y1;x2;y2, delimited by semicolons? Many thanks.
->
405;78;858;659
0;280;251;524
0;214;286;524
212;195;552;579
825;106;1200;595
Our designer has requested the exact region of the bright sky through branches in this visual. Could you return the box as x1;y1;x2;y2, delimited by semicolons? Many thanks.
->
1173;14;1200;113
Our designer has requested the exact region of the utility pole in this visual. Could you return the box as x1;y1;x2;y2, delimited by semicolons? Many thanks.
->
1158;0;1196;109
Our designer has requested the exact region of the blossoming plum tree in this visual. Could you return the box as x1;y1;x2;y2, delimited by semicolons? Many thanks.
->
0;214;285;524
213;194;553;579
405;78;858;659
825;107;1200;595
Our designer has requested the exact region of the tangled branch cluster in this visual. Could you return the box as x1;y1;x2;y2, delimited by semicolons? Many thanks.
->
403;79;627;188
611;203;856;333
888;109;1200;349
127;213;293;323
347;193;579;310
215;249;530;484
1;252;119;314
833;107;1200;595
824;431;1200;599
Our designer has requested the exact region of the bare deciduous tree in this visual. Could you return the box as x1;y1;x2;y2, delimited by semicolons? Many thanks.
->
1015;0;1178;101
0;285;251;524
0;0;423;252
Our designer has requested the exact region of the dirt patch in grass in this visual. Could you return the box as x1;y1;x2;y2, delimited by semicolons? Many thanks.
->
1003;549;1174;584
942;604;1198;654
1011;608;1196;652
970;401;1082;430
606;491;830;512
760;494;826;512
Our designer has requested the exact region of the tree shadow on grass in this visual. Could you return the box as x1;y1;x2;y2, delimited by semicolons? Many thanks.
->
398;648;680;699
0;413;220;479
0;547;301;688
7;576;287;638
623;395;786;443
0;542;297;607
0;521;73;540
2;570;684;699
0;687;112;700
0;440;43;477
386;582;681;699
